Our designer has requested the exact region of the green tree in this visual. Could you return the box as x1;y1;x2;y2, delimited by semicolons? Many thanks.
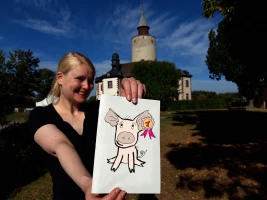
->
86;95;96;103
192;90;218;100
131;61;180;110
202;0;236;19
192;90;240;102
35;68;55;101
0;50;14;123
5;49;40;106
217;92;240;102
202;0;266;99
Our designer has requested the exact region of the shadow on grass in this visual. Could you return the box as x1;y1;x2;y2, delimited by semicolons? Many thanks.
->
0;122;47;199
166;110;267;200
172;111;198;126
136;194;158;200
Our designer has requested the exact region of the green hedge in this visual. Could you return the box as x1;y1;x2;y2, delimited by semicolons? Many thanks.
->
0;122;47;199
167;99;231;111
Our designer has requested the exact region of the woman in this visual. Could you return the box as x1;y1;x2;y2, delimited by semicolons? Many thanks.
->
28;52;146;200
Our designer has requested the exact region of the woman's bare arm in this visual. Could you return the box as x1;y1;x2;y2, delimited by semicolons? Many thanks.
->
34;124;92;193
34;124;127;200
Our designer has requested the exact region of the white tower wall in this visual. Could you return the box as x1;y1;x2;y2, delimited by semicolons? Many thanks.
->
132;35;156;62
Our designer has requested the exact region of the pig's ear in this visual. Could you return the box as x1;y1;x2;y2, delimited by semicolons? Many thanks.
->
104;108;119;126
135;110;152;130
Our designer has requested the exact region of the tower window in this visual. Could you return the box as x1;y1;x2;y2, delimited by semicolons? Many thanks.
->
186;80;189;87
108;81;113;89
151;40;153;44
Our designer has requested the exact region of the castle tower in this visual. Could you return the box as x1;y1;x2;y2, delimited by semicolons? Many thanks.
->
131;6;156;62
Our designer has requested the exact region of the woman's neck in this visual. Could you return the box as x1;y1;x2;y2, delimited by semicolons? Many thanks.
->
54;97;81;116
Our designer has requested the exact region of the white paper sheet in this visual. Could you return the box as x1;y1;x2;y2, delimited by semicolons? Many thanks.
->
92;94;161;194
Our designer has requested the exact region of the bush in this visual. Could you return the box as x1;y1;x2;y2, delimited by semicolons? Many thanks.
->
167;99;231;111
0;122;46;199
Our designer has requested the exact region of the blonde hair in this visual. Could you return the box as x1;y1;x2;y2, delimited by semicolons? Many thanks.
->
48;52;95;103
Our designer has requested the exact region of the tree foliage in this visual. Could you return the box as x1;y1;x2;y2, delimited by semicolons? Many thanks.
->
131;61;181;109
192;90;240;102
0;49;53;123
86;95;96;103
192;90;218;100
202;0;237;19
0;50;14;123
5;49;40;106
35;68;55;101
202;0;267;98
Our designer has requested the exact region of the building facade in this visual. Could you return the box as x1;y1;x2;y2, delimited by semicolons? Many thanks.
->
95;53;123;100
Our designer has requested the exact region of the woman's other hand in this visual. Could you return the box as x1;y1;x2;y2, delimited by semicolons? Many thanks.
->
119;77;146;104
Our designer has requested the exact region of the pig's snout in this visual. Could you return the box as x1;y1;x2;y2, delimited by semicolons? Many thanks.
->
117;132;135;144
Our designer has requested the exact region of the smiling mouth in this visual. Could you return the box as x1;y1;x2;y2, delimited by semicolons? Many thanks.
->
78;91;86;95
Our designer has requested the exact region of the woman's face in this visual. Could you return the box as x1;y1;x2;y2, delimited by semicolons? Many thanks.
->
58;64;94;104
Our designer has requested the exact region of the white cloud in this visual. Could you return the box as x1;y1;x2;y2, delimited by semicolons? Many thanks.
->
149;12;178;37
93;4;140;44
159;18;216;56
11;18;68;36
12;0;84;37
192;79;238;93
15;0;58;10
154;16;222;79
93;2;177;47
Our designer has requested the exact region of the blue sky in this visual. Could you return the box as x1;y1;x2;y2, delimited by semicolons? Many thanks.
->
0;0;238;97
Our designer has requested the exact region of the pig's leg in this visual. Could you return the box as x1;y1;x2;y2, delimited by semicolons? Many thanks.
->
107;157;116;164
134;148;146;167
128;152;135;173
111;151;123;172
135;159;146;166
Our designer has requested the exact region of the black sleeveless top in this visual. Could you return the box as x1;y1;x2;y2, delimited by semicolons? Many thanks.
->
28;101;100;200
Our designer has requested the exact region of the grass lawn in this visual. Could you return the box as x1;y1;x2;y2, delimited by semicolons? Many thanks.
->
7;110;267;200
6;112;29;122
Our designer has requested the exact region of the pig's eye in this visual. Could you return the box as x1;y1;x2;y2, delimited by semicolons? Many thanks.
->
120;122;123;128
131;123;135;129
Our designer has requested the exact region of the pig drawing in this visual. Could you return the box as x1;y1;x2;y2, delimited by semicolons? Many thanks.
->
104;108;153;173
